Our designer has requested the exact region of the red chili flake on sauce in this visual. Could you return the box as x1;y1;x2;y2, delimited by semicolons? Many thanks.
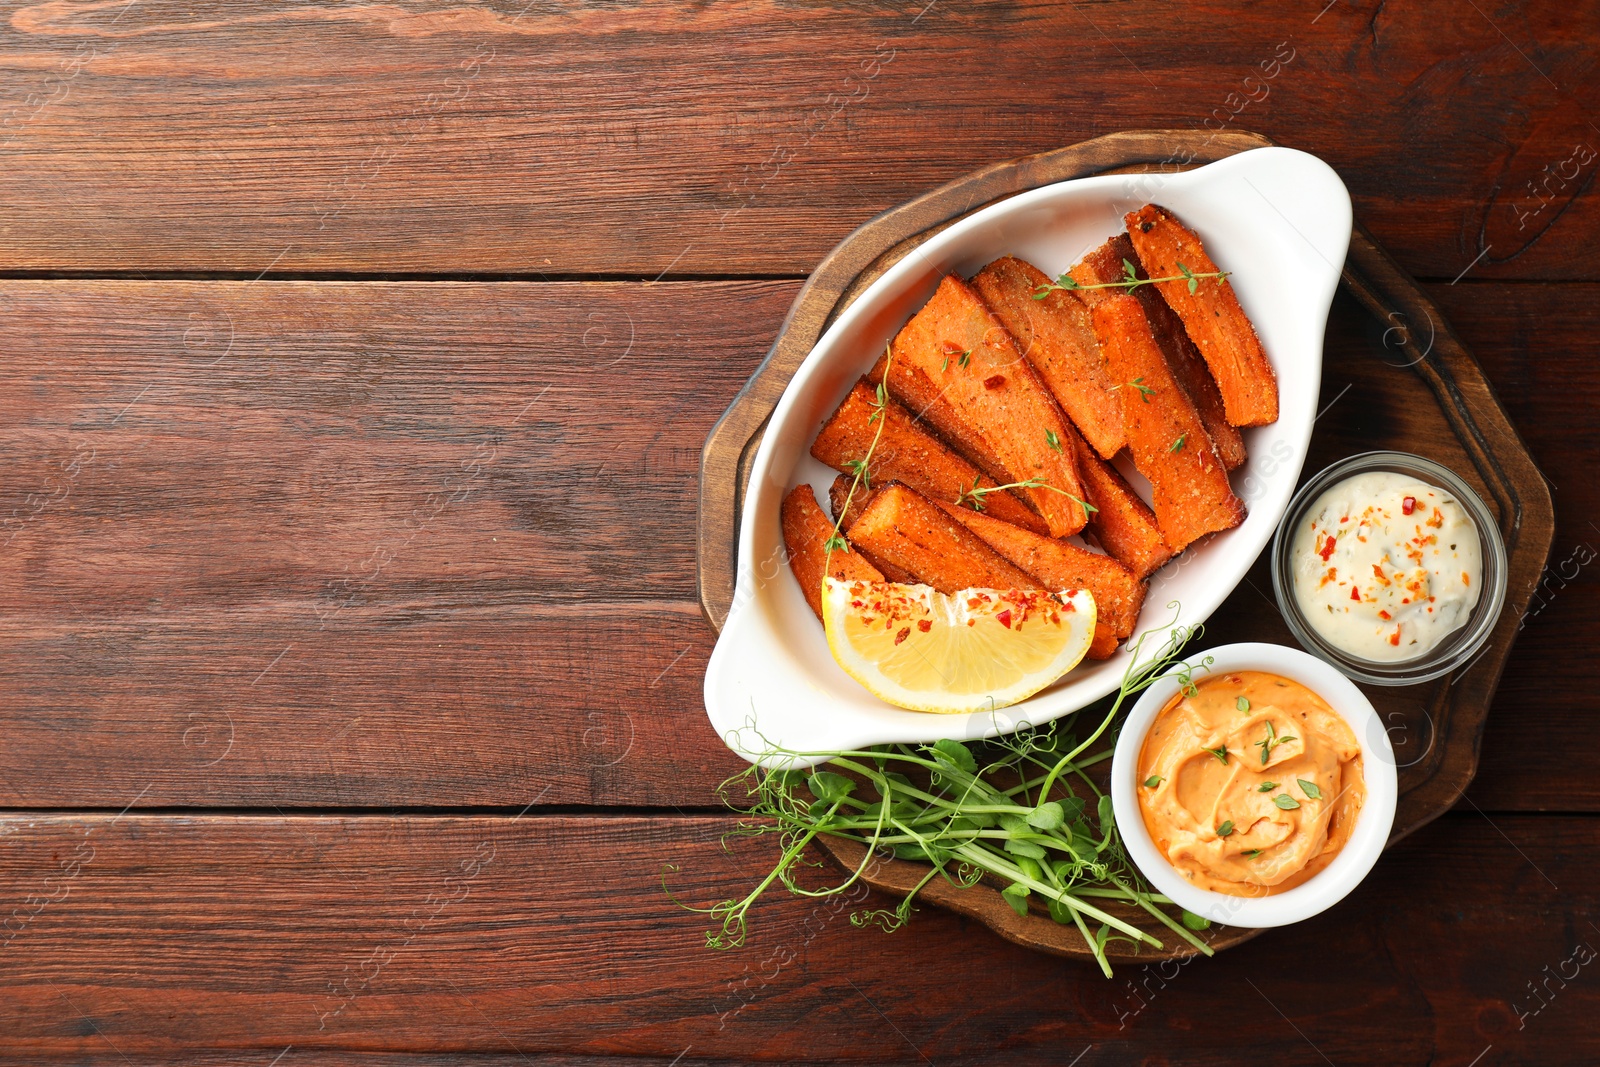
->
894;627;910;645
1402;496;1416;515
996;609;1013;629
917;619;932;633
1378;610;1391;620
1350;586;1361;601
983;374;1006;389
1389;629;1401;646
1318;535;1337;562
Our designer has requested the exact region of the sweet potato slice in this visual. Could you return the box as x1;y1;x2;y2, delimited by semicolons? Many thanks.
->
1090;294;1244;551
827;477;918;584
1069;432;1174;581
812;380;1048;535
781;484;883;621
1067;238;1132;309
845;483;1040;595
877;275;1089;537
1069;234;1242;468
1124;204;1279;427
971;256;1124;459
937;502;1145;660
866;353;1011;486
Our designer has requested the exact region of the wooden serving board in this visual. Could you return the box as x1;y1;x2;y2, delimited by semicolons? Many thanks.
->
696;130;1554;963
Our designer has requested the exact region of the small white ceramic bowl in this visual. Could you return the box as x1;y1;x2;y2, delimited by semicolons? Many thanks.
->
1110;642;1397;928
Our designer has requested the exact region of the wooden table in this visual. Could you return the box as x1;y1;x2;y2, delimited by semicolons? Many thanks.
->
0;2;1595;1063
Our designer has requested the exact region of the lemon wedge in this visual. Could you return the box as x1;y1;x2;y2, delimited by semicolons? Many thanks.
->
821;578;1097;714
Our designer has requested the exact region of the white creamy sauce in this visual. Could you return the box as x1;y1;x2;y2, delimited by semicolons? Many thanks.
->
1291;471;1481;662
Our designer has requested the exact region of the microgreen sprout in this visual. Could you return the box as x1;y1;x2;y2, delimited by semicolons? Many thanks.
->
666;614;1218;977
1045;429;1063;453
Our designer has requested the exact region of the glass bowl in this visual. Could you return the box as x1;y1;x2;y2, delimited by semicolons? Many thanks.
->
1269;451;1508;686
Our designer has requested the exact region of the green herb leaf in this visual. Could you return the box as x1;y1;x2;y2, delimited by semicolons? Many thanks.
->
806;771;855;805
1143;775;1165;789
1059;797;1087;823
998;813;1030;835
1273;793;1301;810
1014;856;1044;883
1258;781;1277;792
1216;820;1235;837
1297;779;1323;800
1047;897;1073;925
1236;696;1250;712
1167;432;1188;453
958;349;972;368
931;738;977;774
823;534;849;554
1026;801;1065;831
1243;849;1261;857
1000;882;1030;917
1045;429;1062;453
1206;745;1229;764
1181;910;1212;931
1097;795;1115;836
941;354;950;372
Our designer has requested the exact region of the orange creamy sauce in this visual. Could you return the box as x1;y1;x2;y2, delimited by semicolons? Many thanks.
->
1137;671;1365;897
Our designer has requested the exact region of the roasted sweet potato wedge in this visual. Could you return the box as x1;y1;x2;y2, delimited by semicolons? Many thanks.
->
781;484;883;621
845;483;1040;595
827;476;918;584
971;256;1125;460
812;380;1048;535
1125;204;1279;427
1069;234;1243;468
1090;294;1244;551
1069;431;1174;580
937;501;1145;660
875;275;1089;537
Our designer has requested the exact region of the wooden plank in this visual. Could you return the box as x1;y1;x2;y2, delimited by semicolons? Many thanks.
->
0;277;1592;810
0;812;1594;1063
0;2;1595;278
1428;282;1600;811
0;279;782;807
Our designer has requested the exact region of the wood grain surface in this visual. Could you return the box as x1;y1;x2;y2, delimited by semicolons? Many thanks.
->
0;278;1594;813
2;0;1598;1060
696;130;1553;960
0;812;1595;1065
0;1;1593;279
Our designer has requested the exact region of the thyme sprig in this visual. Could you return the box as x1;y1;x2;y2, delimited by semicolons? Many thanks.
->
666;617;1217;977
954;476;1097;522
822;345;895;559
1032;259;1230;300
